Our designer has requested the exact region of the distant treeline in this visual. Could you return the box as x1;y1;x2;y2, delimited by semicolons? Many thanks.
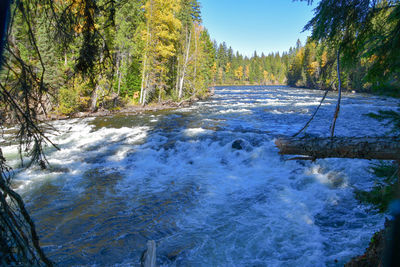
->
215;31;399;96
215;0;400;97
286;36;400;96
286;0;400;97
1;0;399;118
211;43;289;85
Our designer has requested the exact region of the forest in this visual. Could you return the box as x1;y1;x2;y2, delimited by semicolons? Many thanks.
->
288;0;400;96
212;44;289;85
0;0;294;119
2;0;399;121
215;0;400;97
1;0;400;266
0;0;215;118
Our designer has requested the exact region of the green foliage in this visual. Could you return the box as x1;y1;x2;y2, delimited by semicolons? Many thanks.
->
58;77;93;115
197;29;216;95
296;0;400;95
58;87;80;115
212;45;288;86
367;106;400;135
355;161;398;212
1;0;218;113
8;0;398;113
3;0;400;117
359;100;400;213
362;3;400;85
120;61;142;98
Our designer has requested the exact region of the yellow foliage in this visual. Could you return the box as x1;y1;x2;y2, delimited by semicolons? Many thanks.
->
245;65;250;80
143;0;182;68
321;51;328;68
308;61;319;75
368;54;378;64
235;66;243;80
79;96;91;106
226;62;231;73
296;48;305;62
270;73;276;82
211;62;217;75
263;70;269;82
218;67;223;81
54;0;95;33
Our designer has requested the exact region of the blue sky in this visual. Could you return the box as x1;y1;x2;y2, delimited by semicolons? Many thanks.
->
199;0;317;57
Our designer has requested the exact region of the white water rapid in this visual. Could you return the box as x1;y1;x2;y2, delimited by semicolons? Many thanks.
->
2;86;399;266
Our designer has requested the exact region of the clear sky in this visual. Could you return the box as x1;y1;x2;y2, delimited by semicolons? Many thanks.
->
199;0;317;57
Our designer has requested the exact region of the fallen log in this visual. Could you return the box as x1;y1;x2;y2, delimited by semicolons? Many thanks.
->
275;136;400;161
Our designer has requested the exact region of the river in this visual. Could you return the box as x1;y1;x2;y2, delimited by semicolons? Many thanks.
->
2;86;399;266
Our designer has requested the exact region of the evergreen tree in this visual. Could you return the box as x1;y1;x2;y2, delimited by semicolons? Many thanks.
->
300;0;400;94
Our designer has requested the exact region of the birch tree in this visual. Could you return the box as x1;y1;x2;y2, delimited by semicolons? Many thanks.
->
141;0;181;104
177;0;201;99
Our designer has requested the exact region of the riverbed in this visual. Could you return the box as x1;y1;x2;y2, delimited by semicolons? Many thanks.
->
3;86;399;266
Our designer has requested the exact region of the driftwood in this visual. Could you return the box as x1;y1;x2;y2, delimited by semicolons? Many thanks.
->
293;88;329;138
275;136;400;161
331;46;342;137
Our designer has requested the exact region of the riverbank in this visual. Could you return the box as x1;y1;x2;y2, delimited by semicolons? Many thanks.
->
34;95;210;123
213;83;286;87
4;85;393;265
345;218;398;266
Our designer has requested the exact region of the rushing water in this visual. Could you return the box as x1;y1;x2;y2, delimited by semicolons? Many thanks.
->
2;86;399;266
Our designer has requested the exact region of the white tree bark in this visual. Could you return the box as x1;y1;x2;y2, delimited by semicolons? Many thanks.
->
178;30;191;99
140;4;152;105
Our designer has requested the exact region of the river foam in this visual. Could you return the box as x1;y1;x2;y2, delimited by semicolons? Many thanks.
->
3;85;399;266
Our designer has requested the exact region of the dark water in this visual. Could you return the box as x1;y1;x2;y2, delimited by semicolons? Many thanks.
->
3;86;399;266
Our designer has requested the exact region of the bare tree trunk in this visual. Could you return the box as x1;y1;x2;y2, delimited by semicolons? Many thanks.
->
331;47;342;137
293;88;330;137
140;6;152;105
140;53;147;105
158;71;162;103
90;39;106;112
116;56;122;96
176;57;180;94
113;56;123;108
90;85;99;112
275;136;400;161
178;29;191;99
117;67;122;96
90;66;101;112
142;73;149;106
193;26;198;95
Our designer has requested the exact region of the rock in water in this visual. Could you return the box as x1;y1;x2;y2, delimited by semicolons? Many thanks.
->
232;139;245;150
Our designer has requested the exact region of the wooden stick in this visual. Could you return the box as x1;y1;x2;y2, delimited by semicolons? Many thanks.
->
141;240;156;267
331;46;342;137
293;88;329;137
